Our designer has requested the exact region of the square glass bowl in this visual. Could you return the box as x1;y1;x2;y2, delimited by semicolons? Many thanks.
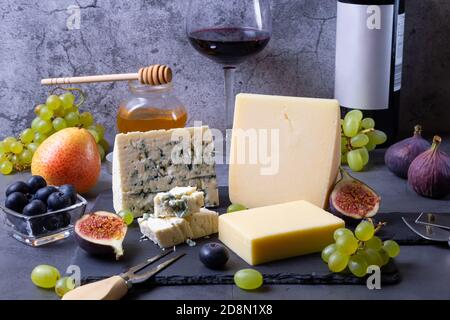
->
0;194;87;247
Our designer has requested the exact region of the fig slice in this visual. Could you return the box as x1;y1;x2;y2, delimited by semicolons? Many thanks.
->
74;211;127;260
329;168;380;220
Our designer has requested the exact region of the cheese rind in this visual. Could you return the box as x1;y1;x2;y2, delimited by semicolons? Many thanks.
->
138;208;218;248
154;186;205;218
229;93;341;209
113;126;219;217
218;200;344;265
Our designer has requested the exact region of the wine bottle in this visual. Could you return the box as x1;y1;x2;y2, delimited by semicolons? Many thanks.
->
335;0;405;144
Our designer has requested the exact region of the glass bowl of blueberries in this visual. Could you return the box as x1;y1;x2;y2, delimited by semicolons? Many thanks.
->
0;175;87;247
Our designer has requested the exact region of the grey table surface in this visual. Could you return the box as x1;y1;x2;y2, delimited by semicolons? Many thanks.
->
1;144;450;300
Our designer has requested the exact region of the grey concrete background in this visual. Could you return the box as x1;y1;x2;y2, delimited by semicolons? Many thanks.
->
0;0;449;139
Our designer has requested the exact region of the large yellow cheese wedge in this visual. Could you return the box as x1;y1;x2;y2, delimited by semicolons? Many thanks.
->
219;200;344;265
229;93;341;209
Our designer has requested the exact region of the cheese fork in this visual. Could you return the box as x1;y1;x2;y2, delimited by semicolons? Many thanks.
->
62;250;185;300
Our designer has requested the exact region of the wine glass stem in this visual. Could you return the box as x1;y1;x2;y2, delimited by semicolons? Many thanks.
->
224;66;236;130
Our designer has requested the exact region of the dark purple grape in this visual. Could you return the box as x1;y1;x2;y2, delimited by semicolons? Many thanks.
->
5;192;29;213
33;186;58;203
5;181;30;197
22;200;47;216
58;184;77;205
47;192;71;211
26;176;47;194
199;242;229;269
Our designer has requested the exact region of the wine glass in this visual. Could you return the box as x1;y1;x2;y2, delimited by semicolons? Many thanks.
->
186;0;272;131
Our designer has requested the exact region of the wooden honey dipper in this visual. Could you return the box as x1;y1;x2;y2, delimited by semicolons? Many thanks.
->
41;64;172;86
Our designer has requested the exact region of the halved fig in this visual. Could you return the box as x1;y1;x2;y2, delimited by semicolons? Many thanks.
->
329;168;380;220
74;211;127;260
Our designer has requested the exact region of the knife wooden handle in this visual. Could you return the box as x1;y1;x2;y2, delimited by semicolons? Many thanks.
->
62;276;128;300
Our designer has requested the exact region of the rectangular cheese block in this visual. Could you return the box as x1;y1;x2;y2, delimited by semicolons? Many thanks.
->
154;186;205;218
229;93;341;209
113;126;219;216
138;208;219;248
219;200;344;265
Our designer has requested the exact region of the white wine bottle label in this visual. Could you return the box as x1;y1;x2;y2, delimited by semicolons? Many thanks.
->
335;2;394;110
394;13;405;91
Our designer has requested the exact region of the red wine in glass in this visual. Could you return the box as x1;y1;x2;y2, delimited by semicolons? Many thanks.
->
188;27;271;66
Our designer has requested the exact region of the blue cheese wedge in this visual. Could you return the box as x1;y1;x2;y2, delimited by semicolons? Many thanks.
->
113;126;219;217
138;208;219;248
154;186;205;218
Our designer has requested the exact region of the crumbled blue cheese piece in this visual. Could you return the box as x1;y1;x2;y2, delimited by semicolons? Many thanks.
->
113;126;219;217
137;208;218;248
154;186;205;218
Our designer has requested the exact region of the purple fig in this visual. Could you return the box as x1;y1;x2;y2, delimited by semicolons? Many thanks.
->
384;125;430;179
408;136;450;199
329;168;380;220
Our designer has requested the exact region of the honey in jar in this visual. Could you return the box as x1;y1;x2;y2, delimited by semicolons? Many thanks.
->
117;81;187;133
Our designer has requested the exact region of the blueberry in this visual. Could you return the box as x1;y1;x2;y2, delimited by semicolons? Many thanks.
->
22;200;47;216
5;192;29;213
26;176;47;194
199;242;229;269
43;213;70;231
58;184;77;205
5;181;30;197
47;192;71;211
28;218;45;235
33;186;58;203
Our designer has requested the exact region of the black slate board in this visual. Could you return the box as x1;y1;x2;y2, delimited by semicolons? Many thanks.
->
73;187;407;286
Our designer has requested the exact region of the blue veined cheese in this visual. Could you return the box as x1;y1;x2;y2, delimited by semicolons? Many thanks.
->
138;208;219;248
154;186;205;218
113;126;219;217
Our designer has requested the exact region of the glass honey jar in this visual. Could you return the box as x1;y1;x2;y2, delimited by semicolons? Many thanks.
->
117;80;187;133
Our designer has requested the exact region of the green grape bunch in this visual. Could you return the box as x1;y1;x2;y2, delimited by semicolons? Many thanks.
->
0;87;108;175
321;220;400;277
341;110;388;172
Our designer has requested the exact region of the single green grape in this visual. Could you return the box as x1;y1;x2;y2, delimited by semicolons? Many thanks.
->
0;160;13;175
88;129;100;143
361;118;375;129
31;117;41;132
27;142;40;154
20;128;35;144
336;234;359;255
52;117;68;131
19;149;33;165
343;117;360;138
39;105;54;120
35;104;45;115
97;144;105;160
36;119;53;134
340;137;348;153
118;210;134;225
364;248;382;267
344;110;363;123
80;112;94;127
383;240;400;258
358;147;369;166
350;133;369;148
10;141;24;154
333;228;354;241
365;140;376;152
55;276;76;297
234;269;263;290
368;130;387;145
99;139;110;153
47;95;62;110
365;236;383;250
341;153;347;165
65;112;80;127
34;132;48;144
355;220;375;241
321;243;337;263
31;265;61;289
60;92;75;109
347;149;364;172
378;249;390;266
348;255;368;277
10;154;19;165
3;136;17;149
227;203;247;213
328;251;349;273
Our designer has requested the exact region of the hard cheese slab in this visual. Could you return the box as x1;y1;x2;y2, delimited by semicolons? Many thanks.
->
74;187;402;286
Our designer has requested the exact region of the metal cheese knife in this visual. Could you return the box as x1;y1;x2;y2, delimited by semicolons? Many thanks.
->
402;217;450;246
415;212;450;230
62;249;185;300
